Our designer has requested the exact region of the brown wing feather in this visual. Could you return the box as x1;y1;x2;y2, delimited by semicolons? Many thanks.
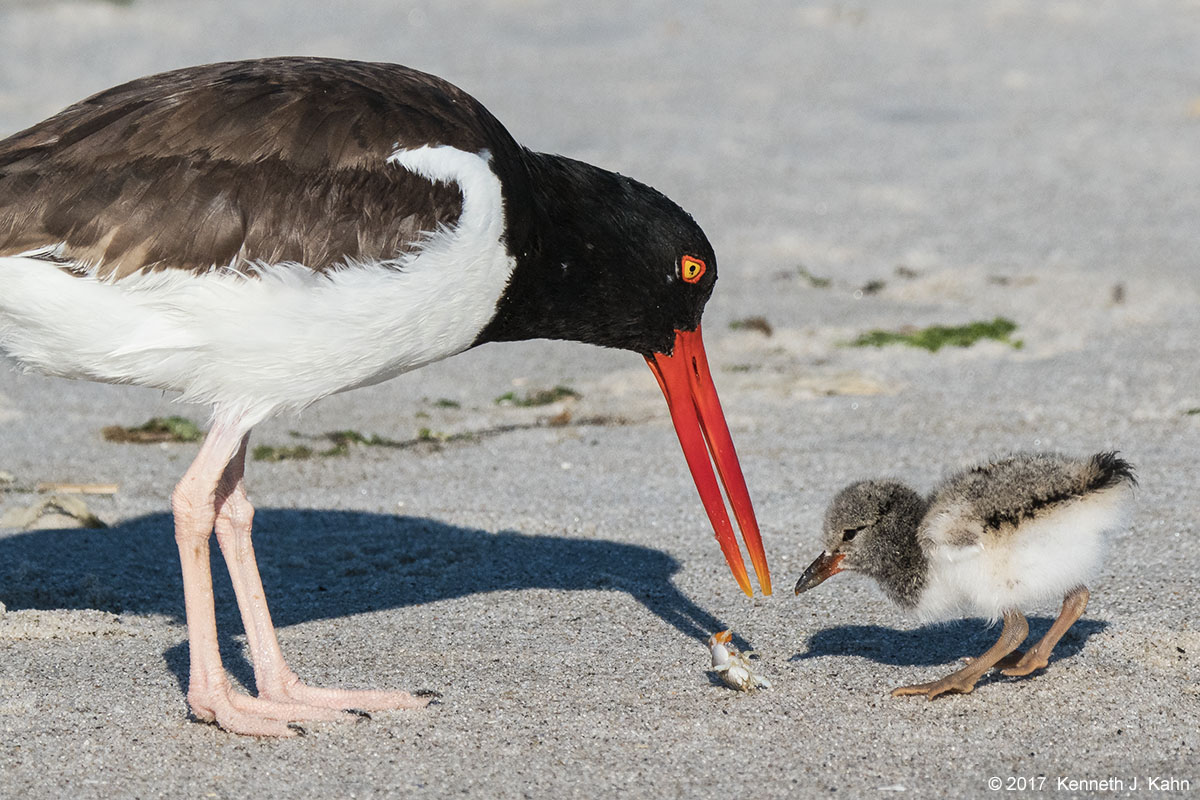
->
0;57;524;277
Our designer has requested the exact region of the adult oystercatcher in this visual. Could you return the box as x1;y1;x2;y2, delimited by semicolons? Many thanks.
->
794;452;1135;698
0;57;771;735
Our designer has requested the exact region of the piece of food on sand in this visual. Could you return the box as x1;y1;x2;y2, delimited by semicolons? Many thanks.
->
707;629;771;692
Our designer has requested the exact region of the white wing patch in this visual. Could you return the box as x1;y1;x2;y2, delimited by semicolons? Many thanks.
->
0;145;514;426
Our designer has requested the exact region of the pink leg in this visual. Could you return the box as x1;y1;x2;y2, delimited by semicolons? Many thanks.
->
174;420;299;736
213;436;428;714
173;422;427;737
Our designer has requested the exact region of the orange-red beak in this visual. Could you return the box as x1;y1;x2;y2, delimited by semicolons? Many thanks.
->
646;325;771;597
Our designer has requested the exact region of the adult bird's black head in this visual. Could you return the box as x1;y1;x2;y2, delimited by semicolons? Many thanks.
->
477;152;771;596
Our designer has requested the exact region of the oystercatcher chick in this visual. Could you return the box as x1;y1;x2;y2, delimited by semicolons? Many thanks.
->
0;58;771;736
794;452;1135;699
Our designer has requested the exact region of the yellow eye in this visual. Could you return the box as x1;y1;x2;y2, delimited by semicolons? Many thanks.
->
681;255;706;284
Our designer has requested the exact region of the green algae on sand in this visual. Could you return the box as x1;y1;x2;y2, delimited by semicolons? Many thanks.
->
850;317;1022;352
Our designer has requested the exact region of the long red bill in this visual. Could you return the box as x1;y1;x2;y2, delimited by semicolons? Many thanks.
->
646;325;771;597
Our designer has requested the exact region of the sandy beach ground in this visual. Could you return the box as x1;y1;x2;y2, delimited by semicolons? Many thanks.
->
1;1;1197;797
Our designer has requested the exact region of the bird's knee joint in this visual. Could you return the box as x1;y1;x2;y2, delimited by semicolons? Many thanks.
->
172;487;216;544
214;495;255;541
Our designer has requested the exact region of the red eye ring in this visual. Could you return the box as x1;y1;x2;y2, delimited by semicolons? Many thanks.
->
681;255;706;284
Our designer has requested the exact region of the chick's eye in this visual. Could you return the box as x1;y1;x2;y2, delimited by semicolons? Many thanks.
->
843;525;866;542
680;255;706;284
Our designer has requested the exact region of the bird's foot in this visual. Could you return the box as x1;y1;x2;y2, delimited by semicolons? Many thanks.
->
187;673;430;737
188;681;354;737
962;649;1047;675
901;609;1027;699
998;651;1050;677
262;676;434;713
890;674;979;700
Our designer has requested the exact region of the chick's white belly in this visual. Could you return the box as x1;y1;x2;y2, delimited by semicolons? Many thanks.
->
915;486;1132;622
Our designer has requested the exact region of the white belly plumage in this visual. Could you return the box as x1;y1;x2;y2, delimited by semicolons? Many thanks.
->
914;484;1133;622
0;145;514;427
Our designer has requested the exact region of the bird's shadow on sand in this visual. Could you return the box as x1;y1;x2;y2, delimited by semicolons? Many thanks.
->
0;509;739;694
790;617;1109;671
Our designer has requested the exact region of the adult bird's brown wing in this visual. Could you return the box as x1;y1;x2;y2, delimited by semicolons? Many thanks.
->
0;57;528;278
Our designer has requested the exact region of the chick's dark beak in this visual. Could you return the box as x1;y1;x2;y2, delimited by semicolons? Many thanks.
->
794;551;846;595
646;325;771;597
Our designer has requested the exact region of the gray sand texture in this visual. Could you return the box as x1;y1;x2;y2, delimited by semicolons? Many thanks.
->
1;1;1197;797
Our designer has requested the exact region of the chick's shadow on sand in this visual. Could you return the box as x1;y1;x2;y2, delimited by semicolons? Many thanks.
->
790;616;1109;686
0;509;740;694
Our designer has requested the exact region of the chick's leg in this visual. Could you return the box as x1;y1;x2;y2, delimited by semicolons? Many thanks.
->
892;609;1028;700
999;586;1089;677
